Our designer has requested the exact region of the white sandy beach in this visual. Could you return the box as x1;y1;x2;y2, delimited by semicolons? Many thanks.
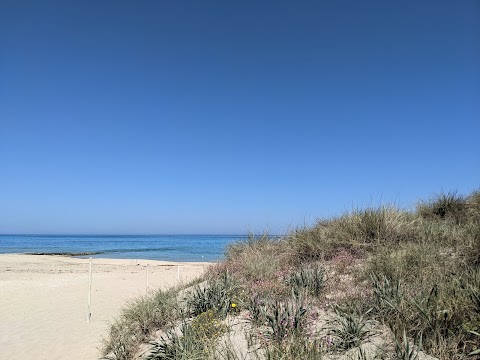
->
0;254;209;360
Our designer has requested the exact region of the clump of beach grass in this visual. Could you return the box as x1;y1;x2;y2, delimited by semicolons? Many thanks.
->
102;288;178;360
288;205;417;260
147;310;228;360
224;233;289;283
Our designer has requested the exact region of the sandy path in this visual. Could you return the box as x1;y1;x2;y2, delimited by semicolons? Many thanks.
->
0;254;209;360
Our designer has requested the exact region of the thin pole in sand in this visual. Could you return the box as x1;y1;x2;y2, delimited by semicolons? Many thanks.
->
146;264;149;295
177;265;180;280
87;257;92;323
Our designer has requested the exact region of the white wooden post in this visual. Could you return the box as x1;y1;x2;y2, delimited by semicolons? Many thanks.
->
87;257;92;323
146;264;149;295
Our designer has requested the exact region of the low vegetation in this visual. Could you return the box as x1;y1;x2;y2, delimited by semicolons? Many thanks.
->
102;189;480;360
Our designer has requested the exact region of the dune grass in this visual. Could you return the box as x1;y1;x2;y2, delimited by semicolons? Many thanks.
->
102;288;179;360
102;189;480;360
288;205;418;260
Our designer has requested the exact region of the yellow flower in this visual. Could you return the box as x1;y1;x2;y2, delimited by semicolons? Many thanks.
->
231;303;237;308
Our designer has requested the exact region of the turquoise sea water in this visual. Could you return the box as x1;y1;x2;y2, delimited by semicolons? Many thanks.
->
0;234;246;262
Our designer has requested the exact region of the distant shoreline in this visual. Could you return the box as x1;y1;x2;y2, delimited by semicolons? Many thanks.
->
0;234;242;262
25;251;104;257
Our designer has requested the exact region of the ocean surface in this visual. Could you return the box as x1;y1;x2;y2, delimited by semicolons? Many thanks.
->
0;234;247;262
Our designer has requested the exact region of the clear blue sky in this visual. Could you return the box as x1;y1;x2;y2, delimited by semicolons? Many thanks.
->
0;0;479;235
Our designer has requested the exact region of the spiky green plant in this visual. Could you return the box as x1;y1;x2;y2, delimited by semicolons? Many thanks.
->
186;271;237;318
261;292;308;343
247;292;268;325
411;285;455;342
327;304;375;350
394;330;422;360
370;273;403;315
286;262;324;297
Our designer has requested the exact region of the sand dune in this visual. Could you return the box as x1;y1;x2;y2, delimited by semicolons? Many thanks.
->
0;254;208;360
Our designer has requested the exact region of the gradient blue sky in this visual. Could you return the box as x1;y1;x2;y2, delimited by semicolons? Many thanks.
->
1;0;479;235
